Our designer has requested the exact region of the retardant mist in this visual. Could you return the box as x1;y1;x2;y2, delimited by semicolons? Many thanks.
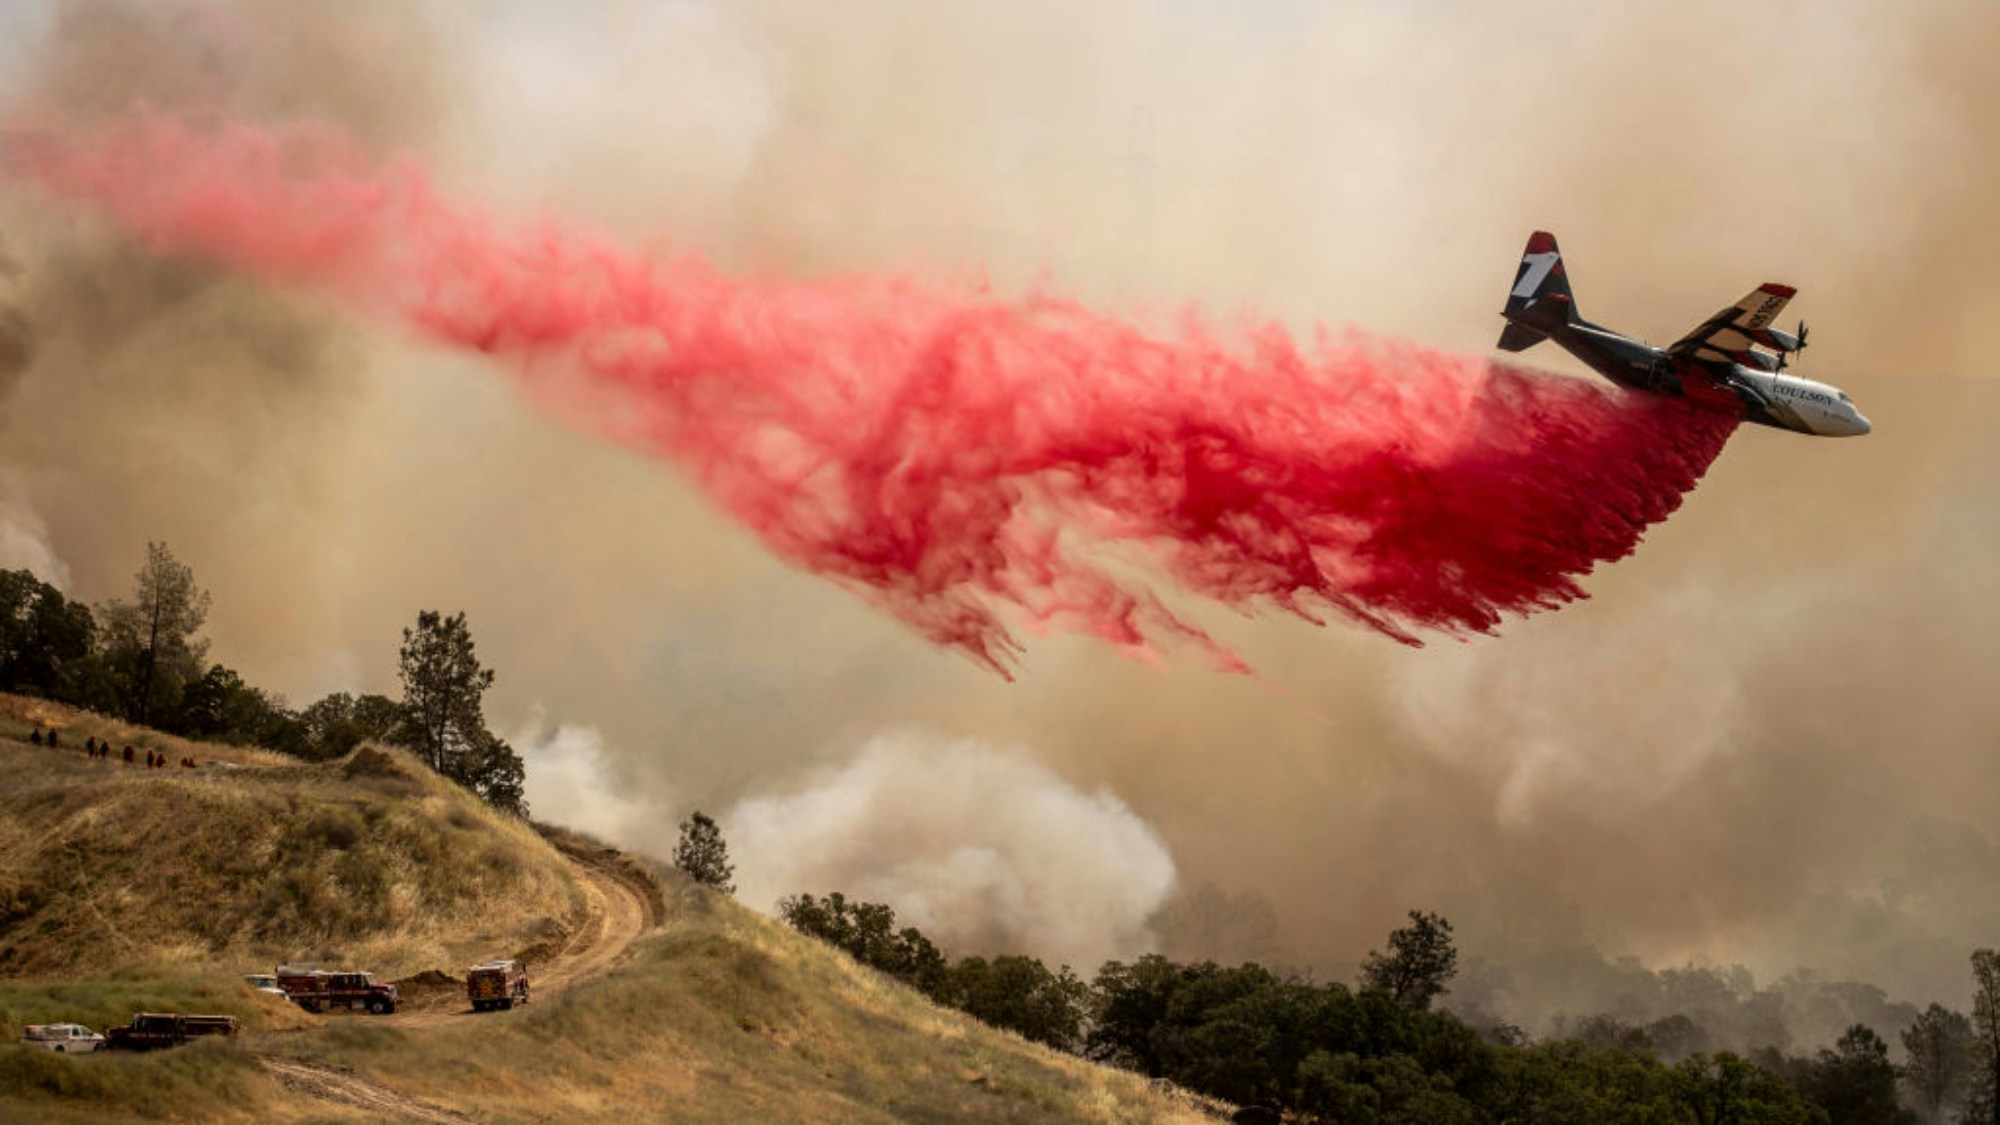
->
6;120;1735;671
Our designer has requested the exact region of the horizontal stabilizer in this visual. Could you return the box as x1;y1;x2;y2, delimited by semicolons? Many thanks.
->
1496;322;1546;353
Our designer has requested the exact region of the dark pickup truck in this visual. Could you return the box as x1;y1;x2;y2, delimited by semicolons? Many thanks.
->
276;966;399;1014
104;1013;239;1051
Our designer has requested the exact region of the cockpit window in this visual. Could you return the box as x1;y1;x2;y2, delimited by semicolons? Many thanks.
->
1837;391;1851;403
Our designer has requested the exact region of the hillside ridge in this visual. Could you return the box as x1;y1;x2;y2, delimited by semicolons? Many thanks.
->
0;695;1216;1123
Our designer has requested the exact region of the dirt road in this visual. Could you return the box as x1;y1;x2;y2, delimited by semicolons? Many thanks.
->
377;849;657;1029
261;1057;481;1124
260;844;662;1118
530;851;656;997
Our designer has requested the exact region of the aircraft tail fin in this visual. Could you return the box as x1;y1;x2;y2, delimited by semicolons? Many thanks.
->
1502;231;1578;329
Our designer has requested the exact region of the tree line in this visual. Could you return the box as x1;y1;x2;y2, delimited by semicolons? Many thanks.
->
665;793;2000;1124
744;873;2000;1124
0;543;526;815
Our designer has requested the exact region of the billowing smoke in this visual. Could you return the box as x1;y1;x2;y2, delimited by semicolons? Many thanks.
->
725;733;1177;970
514;719;1178;970
0;0;1996;1048
512;714;665;852
0;0;439;694
0;238;27;386
0;240;59;582
7;119;1731;672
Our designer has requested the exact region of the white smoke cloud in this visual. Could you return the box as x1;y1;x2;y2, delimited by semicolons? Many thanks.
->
0;481;67;589
726;732;1177;970
513;711;669;851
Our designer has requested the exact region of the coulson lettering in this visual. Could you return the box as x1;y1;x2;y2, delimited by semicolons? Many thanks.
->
1775;384;1832;406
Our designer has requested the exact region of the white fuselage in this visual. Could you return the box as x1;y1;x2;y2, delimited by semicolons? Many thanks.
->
1729;367;1871;437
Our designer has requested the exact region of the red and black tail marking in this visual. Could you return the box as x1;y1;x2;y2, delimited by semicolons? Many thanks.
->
1505;231;1575;317
1498;231;1577;352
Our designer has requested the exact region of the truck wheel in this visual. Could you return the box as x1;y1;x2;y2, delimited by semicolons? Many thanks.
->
367;996;390;1015
54;1044;65;1053
298;999;321;1014
501;998;514;1011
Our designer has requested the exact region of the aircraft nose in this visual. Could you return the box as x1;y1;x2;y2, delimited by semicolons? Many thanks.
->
1852;412;1872;435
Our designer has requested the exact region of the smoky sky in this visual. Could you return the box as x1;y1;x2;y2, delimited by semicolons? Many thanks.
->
1;0;1996;1028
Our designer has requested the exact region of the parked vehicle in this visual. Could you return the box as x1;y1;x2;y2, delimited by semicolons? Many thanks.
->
103;1013;238;1051
243;973;286;997
20;1023;105;1053
466;959;531;1012
275;965;399;1014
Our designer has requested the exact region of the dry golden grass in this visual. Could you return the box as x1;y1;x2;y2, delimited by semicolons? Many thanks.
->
0;696;581;982
0;696;1220;1123
0;694;289;769
257;879;1221;1124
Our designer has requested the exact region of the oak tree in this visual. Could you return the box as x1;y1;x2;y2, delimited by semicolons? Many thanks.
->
99;542;210;725
1360;910;1460;1011
673;810;735;893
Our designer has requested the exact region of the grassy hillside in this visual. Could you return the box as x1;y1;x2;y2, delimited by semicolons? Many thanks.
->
0;969;309;1125
255;880;1218;1124
1;883;1219;1124
0;696;1218;1123
0;694;582;981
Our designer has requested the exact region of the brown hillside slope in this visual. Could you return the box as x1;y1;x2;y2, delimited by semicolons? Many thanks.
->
253;880;1221;1123
2;879;1220;1123
0;702;582;981
0;700;1218;1123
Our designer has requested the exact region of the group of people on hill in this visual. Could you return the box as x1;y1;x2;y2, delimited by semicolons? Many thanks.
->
28;727;197;769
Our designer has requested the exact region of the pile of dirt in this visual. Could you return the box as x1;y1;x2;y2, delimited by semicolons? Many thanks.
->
390;968;462;1001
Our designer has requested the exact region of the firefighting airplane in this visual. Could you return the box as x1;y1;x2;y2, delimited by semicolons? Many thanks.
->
1496;232;1870;436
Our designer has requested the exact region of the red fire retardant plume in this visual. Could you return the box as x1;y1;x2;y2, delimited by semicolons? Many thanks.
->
9;121;1737;674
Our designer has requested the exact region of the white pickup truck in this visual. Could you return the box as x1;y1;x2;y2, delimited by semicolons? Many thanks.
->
21;1023;106;1053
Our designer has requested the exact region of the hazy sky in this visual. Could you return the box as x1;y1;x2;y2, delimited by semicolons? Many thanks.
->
1;0;1995;1025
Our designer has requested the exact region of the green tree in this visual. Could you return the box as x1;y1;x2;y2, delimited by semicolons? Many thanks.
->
673;810;735;893
397;610;492;774
395;610;526;815
1648;1014;1715;1064
1669;1051;1828;1125
173;665;308;755
0;568;96;700
1970;950;2000;1125
465;732;527;817
945;955;1090;1052
1089;954;1202;1076
298;691;406;761
98;541;211;725
1360;910;1460;1011
1902;1003;1975;1125
1794;1024;1907;1125
777;892;949;1000
1573;1014;1657;1055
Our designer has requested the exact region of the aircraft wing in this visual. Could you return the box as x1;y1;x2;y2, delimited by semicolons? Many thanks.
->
1667;283;1796;366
